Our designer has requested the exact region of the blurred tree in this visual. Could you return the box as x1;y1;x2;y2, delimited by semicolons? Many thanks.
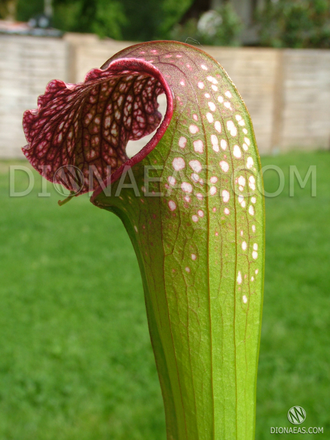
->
257;0;330;48
170;1;242;46
15;0;43;22
0;0;18;19
12;0;194;41
52;0;126;40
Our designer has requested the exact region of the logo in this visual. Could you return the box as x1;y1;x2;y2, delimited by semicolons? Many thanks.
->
53;165;85;196
287;406;306;425
270;406;323;434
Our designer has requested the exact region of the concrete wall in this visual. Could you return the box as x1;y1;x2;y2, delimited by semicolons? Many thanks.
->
1;33;329;158
0;34;68;158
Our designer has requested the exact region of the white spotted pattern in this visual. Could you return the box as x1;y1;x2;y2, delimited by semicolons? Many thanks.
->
178;136;187;149
193;140;204;153
220;139;227;150
168;200;176;211
172;157;185;171
227;120;237;137
249;176;256;191
214;121;221;133
233;145;242;158
168;176;176;186
246;157;254;169
222;190;230;203
207;75;218;84
219;161;229;173
189;124;199;134
206;112;214;123
189;160;202;173
208;102;216;112
181;182;193;193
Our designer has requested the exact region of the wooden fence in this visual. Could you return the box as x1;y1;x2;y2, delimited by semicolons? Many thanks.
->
1;33;329;158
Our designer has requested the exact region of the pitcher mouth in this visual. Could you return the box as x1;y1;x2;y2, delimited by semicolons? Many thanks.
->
22;57;173;200
91;59;174;203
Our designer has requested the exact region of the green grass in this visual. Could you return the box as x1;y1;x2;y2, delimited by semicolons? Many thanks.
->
0;151;329;439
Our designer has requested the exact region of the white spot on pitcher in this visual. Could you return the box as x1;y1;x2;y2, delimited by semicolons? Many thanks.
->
172;157;185;171
227;120;237;137
178;136;187;149
222;190;230;203
189;160;202;173
220;160;229;173
193;140;204;153
206;112;214;123
207;75;218;84
214;121;221;133
189;124;199;134
233;145;242;158
208;102;216;112
238;176;246;187
181;182;193;193
246;157;254;169
220;139;227;150
249;176;256;191
168;200;176;211
211;134;219;152
168;176;176;186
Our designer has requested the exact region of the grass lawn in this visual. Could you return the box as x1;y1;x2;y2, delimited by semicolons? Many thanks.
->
0;151;329;439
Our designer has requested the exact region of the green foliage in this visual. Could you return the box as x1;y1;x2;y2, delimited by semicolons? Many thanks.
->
171;3;242;46
1;151;330;438
159;0;193;38
120;0;164;41
169;18;200;45
15;0;44;22
12;0;194;41
257;0;330;48
51;0;126;40
0;0;18;19
0;162;166;440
